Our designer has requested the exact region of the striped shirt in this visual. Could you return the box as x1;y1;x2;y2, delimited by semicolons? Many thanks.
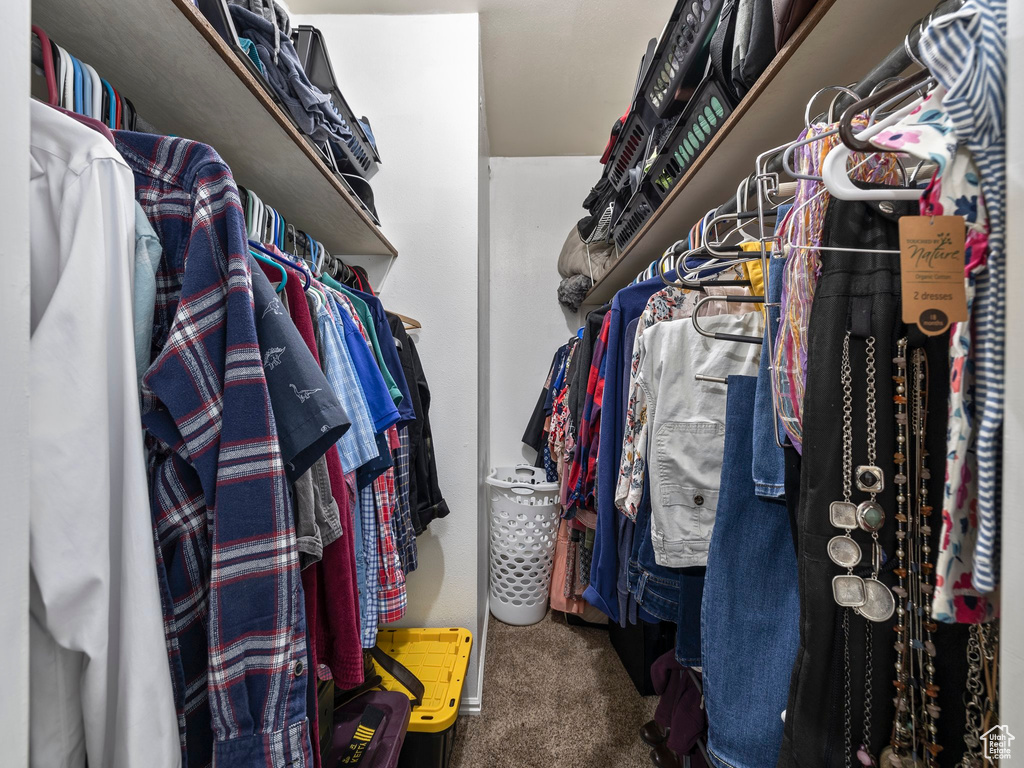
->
920;0;1006;593
115;132;312;768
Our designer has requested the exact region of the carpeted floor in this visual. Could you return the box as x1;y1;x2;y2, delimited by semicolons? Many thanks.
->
450;611;657;768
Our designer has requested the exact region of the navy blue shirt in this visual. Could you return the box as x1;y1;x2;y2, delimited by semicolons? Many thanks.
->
252;260;350;480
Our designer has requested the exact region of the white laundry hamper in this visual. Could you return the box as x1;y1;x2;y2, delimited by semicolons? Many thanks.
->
485;465;561;625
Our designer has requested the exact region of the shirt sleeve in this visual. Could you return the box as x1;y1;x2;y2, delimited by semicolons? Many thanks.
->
615;321;650;520
29;149;180;767
334;299;400;433
317;301;381;472
251;261;350;480
143;174;311;767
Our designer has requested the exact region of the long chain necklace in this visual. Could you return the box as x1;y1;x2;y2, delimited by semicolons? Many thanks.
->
830;332;896;768
884;344;941;768
960;621;1000;768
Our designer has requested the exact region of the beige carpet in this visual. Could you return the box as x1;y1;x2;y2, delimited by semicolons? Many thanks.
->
450;611;658;768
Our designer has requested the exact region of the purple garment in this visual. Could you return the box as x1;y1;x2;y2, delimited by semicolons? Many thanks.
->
651;650;708;765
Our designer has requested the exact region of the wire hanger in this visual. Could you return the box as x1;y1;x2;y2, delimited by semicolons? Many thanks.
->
690;294;765;344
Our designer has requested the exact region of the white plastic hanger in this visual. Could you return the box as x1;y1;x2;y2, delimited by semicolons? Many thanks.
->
84;63;103;119
821;98;925;201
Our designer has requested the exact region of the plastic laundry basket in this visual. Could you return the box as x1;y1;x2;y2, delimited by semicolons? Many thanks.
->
485;465;561;626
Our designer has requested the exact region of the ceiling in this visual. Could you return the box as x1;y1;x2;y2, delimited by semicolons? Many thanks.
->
285;0;676;156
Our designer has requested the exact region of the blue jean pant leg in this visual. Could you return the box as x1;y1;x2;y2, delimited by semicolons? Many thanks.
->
628;484;703;666
675;569;704;667
702;375;799;768
753;255;788;500
628;484;680;624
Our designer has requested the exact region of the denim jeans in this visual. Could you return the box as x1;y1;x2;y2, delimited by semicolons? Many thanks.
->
752;254;788;500
628;483;704;666
701;375;798;768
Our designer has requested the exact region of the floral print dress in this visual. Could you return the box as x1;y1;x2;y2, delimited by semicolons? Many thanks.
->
873;86;997;623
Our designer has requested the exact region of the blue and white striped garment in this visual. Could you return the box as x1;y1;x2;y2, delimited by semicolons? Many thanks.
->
317;301;381;472
356;485;381;648
920;0;1006;594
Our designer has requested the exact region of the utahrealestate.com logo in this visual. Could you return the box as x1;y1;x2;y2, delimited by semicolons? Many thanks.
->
983;725;1014;762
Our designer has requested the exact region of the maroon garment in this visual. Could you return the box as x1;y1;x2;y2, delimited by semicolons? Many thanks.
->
281;270;364;689
651;651;708;765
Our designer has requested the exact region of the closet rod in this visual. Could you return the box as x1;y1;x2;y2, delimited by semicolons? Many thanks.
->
714;0;963;218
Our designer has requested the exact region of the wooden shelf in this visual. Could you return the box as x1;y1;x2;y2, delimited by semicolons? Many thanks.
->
584;0;937;305
33;0;397;259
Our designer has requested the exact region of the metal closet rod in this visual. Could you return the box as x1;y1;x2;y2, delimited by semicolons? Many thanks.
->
714;0;963;217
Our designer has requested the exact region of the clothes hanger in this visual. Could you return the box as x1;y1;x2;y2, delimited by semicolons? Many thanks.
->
837;69;934;152
84;62;102;119
249;239;311;290
821;98;925;202
82;62;93;119
30;27;59;106
690;294;765;344
71;56;84;115
780;85;862;182
57;45;72;108
250;249;288;293
785;153;905;255
101;79;116;128
394;313;422;330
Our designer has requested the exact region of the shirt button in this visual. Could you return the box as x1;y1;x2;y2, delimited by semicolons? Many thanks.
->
694;494;705;506
294;660;304;676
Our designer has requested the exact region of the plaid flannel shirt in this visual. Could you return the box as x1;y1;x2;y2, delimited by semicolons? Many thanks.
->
326;293;407;625
115;133;312;768
375;426;407;624
566;312;611;512
356;485;380;647
393;426;418;574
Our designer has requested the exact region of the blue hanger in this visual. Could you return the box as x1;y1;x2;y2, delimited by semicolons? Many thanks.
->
576;326;585;339
71;56;84;114
250;249;287;293
249;239;311;290
102;79;117;128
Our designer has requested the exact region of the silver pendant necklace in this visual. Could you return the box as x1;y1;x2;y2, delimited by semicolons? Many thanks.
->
830;332;897;768
829;332;895;621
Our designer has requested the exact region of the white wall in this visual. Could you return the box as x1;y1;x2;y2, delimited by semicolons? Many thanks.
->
1002;0;1023;735
474;50;492;713
0;0;31;761
293;13;487;702
487;156;601;467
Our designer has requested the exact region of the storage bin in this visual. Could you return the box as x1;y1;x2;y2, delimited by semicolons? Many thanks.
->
292;25;381;180
647;76;734;202
642;0;725;118
611;186;659;252
485;465;561;626
327;690;411;768
372;627;473;768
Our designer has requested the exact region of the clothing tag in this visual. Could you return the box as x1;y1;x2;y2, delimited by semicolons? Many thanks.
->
899;215;967;336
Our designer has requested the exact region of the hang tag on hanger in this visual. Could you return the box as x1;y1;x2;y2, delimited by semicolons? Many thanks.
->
898;215;967;336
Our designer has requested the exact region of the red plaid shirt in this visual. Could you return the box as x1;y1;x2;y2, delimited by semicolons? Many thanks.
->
376;426;407;623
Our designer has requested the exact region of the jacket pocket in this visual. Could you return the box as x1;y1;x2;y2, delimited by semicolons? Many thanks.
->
654;420;726;544
661;484;721;540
